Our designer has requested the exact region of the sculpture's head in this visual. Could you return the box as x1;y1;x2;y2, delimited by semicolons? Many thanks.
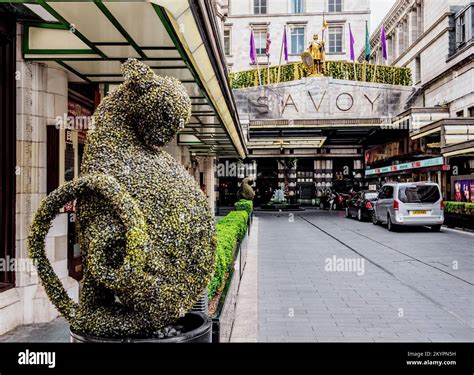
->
313;33;319;40
121;58;191;147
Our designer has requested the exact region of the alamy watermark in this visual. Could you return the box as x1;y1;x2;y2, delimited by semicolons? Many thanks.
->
217;160;257;178
18;349;55;369
55;113;94;130
0;256;37;273
324;256;365;276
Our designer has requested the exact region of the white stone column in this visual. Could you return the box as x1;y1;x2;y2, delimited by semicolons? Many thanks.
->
203;157;217;214
401;16;408;53
387;35;393;64
394;25;401;60
409;6;418;45
417;3;424;36
9;23;79;331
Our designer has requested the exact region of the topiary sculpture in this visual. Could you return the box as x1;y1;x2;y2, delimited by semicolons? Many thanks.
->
237;177;255;201
28;58;216;338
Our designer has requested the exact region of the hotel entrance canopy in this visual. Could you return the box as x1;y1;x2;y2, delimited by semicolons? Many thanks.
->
21;0;246;158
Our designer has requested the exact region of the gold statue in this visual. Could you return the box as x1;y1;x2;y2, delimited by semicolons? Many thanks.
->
301;33;326;76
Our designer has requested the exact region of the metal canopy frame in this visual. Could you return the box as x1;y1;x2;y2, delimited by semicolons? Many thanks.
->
20;0;242;157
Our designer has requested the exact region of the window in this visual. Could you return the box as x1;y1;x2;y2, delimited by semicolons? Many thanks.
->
398;185;440;203
328;0;342;12
328;26;343;53
456;110;464;117
456;13;466;45
224;27;231;56
469;106;474;117
290;26;305;54
254;0;267;15
254;29;267;56
379;186;393;199
290;0;304;13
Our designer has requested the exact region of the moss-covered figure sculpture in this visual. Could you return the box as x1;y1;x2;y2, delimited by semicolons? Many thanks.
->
28;59;216;338
237;177;255;201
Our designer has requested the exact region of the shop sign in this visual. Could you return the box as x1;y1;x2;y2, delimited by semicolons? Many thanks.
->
365;157;444;176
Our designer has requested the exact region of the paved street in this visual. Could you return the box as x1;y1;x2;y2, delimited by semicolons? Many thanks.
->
256;210;474;342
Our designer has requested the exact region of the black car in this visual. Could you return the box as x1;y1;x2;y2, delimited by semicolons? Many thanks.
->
345;190;379;221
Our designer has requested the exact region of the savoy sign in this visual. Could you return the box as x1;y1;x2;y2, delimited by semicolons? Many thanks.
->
233;77;412;120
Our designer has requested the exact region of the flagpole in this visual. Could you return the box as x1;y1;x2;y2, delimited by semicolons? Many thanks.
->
267;55;270;84
372;60;378;82
322;10;326;75
251;26;262;86
364;20;370;82
349;23;357;81
277;25;285;83
266;31;271;84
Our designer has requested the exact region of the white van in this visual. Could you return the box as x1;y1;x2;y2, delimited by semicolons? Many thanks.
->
372;182;444;232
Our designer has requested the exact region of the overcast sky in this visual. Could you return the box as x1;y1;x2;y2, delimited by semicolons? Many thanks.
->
370;0;396;32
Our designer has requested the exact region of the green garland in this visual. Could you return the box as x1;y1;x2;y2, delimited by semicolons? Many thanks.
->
229;60;412;89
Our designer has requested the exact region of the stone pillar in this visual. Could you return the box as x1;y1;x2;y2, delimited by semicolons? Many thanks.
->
202;156;216;214
10;23;79;332
409;6;418;45
417;2;424;36
387;35;393;64
214;158;219;215
394;27;400;60
405;16;410;50
401;17;408;53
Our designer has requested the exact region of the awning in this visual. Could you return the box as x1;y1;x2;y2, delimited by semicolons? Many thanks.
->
442;140;474;157
22;0;246;158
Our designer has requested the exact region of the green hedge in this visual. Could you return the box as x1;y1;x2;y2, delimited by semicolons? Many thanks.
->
208;210;249;299
229;60;412;89
444;201;474;216
235;199;253;217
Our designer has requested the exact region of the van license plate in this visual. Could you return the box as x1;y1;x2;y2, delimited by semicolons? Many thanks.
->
411;210;427;215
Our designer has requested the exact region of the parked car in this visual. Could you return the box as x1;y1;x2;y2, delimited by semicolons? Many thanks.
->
345;190;379;221
372;182;444;231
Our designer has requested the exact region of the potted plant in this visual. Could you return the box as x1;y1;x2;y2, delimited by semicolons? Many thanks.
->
28;59;216;343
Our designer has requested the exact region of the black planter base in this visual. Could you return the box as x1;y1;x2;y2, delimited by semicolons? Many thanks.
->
70;312;212;343
444;213;474;231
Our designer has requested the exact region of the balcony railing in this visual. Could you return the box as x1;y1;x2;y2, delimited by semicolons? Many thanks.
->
229;60;412;89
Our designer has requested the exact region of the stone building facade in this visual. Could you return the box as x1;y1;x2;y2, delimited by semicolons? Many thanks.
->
362;0;473;118
0;22;79;336
219;0;370;72
359;0;474;197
